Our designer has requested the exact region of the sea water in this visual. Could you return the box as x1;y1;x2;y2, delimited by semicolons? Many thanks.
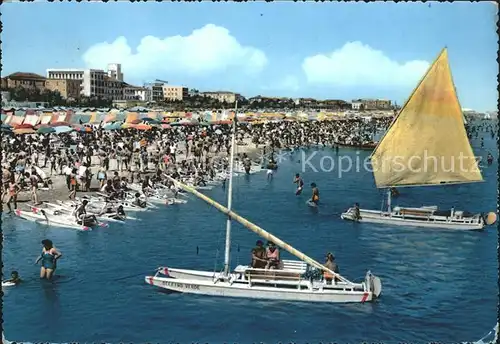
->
2;136;497;343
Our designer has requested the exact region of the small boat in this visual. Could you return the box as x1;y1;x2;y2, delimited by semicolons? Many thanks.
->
146;104;382;304
470;324;498;344
13;208;94;231
80;195;153;212
43;201;138;223
341;48;497;231
334;141;377;150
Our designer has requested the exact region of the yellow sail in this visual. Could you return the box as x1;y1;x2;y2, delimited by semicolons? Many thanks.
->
371;48;483;188
164;175;354;285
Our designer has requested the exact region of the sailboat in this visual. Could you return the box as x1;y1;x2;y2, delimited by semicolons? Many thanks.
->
145;103;382;303
341;48;497;231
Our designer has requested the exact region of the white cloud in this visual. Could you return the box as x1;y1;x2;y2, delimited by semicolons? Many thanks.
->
82;24;268;81
302;41;430;87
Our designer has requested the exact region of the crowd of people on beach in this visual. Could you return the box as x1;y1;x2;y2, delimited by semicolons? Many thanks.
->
1;114;496;215
1;117;393;210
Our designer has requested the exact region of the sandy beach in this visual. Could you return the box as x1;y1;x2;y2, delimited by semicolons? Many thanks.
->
5;138;268;209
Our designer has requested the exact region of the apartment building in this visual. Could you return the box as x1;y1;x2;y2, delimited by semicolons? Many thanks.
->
104;76;124;100
45;79;81;99
46;69;85;80
47;64;126;99
122;83;152;101
107;63;124;82
201;91;241;103
146;82;165;102
135;88;151;102
162;85;188;101
80;69;107;98
351;98;392;110
1;72;46;90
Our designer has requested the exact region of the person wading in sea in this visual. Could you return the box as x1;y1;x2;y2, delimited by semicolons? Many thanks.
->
309;182;320;205
35;239;62;280
294;173;304;195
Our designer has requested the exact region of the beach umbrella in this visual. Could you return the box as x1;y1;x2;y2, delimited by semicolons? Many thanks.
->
51;121;71;127
142;118;161;125
54;126;74;134
103;122;118;130
130;119;142;125
14;128;35;135
160;124;171;129
135;124;152;131
1;125;12;133
14;123;34;130
37;126;56;134
214;129;222;135
121;122;135;129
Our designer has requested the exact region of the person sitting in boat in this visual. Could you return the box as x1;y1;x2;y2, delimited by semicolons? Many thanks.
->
353;203;362;221
294;173;304;195
116;205;126;219
3;271;21;285
309;183;319;205
251;240;267;269
120;177;129;191
265;241;281;270
133;193;147;208
323;252;339;285
74;200;97;225
195;174;207;187
35;239;62;280
390;187;399;197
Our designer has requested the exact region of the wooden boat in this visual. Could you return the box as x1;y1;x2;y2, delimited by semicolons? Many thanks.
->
334;141;377;150
146;102;382;303
341;48;497;231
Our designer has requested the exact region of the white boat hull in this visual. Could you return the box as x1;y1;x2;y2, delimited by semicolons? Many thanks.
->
147;262;382;304
145;275;376;303
341;207;485;231
13;209;93;231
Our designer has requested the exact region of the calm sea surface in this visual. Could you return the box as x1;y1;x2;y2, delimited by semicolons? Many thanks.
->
2;135;498;343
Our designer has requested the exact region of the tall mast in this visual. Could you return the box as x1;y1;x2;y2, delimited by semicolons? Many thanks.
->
223;100;238;276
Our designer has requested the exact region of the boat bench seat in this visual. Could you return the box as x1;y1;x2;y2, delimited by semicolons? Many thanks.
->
245;269;302;281
400;209;432;216
281;260;308;273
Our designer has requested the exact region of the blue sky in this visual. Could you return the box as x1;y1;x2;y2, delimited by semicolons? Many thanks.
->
2;2;498;111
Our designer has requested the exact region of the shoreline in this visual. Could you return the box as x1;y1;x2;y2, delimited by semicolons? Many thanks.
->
2;139;269;211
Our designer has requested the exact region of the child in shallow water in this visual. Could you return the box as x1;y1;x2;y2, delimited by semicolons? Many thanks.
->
3;271;22;285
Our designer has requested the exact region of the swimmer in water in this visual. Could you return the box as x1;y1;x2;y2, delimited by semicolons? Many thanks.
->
266;159;275;180
487;153;493;165
3;271;21;285
294;173;304;195
310;183;319;205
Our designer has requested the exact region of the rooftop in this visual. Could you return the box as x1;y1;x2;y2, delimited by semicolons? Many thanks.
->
202;91;237;94
5;72;46;80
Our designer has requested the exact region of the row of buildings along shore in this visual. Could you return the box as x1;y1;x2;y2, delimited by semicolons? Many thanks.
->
3;62;399;112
